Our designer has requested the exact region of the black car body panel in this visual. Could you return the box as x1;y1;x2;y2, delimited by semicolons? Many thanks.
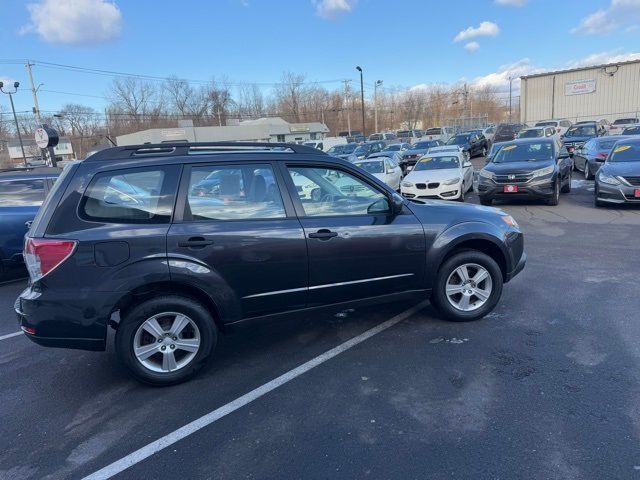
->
595;139;640;204
16;142;525;352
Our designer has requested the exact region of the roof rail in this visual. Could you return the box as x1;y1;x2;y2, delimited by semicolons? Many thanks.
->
85;141;327;162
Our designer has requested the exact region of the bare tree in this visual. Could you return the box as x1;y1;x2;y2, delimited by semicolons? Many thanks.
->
58;103;102;159
273;72;306;122
206;79;234;126
107;77;164;126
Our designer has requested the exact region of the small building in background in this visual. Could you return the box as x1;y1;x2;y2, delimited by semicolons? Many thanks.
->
520;59;640;125
7;137;75;167
115;117;330;146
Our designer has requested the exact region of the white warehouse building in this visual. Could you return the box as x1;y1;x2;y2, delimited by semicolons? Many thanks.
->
520;59;640;125
116;117;329;146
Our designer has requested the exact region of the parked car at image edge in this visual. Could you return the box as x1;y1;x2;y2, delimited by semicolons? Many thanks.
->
477;138;573;206
326;143;358;162
594;137;640;206
400;150;474;202
16;142;525;385
0;167;61;278
572;136;632;180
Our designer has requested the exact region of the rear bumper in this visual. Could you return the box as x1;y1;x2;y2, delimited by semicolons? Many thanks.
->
15;286;114;352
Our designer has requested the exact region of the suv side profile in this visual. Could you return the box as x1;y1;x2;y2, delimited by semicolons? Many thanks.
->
16;142;525;385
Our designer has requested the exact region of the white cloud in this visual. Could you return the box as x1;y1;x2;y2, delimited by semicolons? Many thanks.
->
565;50;640;68
312;0;356;19
572;0;640;35
454;21;500;42
464;42;480;52
495;0;527;6
22;0;122;45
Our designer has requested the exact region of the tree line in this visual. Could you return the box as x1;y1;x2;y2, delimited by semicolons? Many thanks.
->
1;72;516;166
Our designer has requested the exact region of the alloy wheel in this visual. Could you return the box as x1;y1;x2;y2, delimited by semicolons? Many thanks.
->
133;312;201;373
445;263;493;312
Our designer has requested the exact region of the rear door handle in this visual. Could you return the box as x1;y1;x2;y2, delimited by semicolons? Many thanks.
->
308;229;338;240
178;237;214;248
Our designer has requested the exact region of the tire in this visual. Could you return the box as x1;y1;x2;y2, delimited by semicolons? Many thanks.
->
430;251;504;322
457;184;465;202
479;197;492;206
561;170;571;193
115;295;218;386
584;164;593;180
547;180;560;206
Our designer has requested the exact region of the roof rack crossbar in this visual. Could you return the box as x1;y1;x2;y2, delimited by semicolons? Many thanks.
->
86;141;327;161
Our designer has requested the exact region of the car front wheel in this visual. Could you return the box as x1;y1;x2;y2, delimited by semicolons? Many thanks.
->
115;295;218;386
431;251;504;322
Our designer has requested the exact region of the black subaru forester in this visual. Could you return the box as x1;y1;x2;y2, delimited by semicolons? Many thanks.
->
16;143;525;385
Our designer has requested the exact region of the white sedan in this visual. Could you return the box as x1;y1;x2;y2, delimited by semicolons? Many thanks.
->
353;156;403;190
400;151;474;201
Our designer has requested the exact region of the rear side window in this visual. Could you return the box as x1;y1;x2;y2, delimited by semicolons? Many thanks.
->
185;164;285;221
0;179;46;206
80;168;172;224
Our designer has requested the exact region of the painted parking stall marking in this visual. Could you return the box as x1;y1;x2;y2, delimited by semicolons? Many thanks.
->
82;300;429;480
0;331;22;341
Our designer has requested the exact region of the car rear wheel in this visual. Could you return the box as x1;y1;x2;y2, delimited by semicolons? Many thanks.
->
431;251;503;322
547;181;560;205
115;295;217;386
561;171;571;193
584;164;593;180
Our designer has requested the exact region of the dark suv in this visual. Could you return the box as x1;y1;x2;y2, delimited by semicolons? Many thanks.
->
16;143;525;385
0;167;60;278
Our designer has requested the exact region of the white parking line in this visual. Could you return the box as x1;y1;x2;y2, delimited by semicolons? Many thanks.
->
0;331;22;341
83;300;429;480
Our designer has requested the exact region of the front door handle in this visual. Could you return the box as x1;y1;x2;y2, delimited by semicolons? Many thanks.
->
308;229;338;240
178;237;214;248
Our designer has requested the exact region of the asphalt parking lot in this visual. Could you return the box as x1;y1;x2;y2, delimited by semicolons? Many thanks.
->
2;164;640;480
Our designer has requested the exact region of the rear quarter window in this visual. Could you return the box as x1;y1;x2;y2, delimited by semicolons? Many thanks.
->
80;167;175;224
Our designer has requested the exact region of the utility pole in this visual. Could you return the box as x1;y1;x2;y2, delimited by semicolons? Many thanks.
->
508;76;513;122
25;62;42;125
356;66;365;137
0;81;27;167
343;80;351;135
374;80;383;133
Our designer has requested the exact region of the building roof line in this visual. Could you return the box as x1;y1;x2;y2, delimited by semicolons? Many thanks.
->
520;59;640;80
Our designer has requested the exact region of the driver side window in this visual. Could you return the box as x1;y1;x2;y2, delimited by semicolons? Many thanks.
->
287;166;389;217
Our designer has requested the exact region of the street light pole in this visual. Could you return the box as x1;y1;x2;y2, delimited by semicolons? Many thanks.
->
374;80;383;133
356;66;365;137
508;76;513;122
0;81;27;167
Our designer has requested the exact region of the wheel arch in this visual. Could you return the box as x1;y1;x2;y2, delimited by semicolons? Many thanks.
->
110;281;224;330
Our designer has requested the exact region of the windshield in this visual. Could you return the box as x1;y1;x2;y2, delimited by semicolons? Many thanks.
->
410;141;434;150
535;121;557;127
609;143;640;162
447;134;471;145
397;131;411;138
383;144;401;151
414;156;460;171
368;134;382;141
623;126;640;135
355;160;385;173
496;124;520;134
492;142;554;163
424;128;441;135
327;144;357;154
519;129;544;138
566;125;596;137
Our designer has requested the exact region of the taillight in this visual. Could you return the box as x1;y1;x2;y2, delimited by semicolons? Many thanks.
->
24;238;77;282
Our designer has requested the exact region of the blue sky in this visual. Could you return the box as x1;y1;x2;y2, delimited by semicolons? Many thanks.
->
1;0;639;115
